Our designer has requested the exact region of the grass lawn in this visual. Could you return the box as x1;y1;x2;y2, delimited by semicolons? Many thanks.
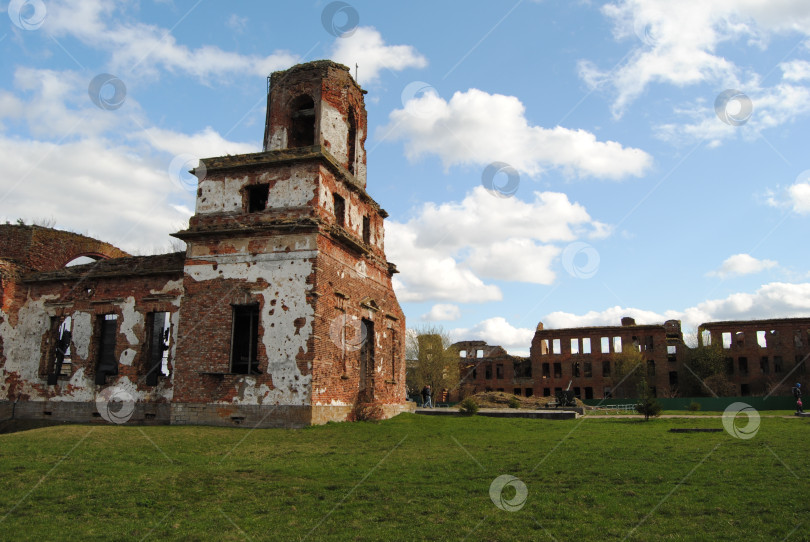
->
0;413;807;541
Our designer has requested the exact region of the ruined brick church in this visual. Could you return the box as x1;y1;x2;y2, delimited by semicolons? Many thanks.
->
0;61;411;428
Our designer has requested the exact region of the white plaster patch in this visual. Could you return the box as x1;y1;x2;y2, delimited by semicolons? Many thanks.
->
185;255;315;406
150;279;184;307
120;348;137;366
267;166;316;208
0;297;56;388
72;311;92;360
196;176;246;214
232;376;273;405
118;296;142;346
321;102;347;162
269;127;287;151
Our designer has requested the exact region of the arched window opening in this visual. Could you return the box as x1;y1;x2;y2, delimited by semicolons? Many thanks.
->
347;107;357;174
289;95;315;148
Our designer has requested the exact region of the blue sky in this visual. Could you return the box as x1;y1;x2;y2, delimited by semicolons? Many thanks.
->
2;0;810;354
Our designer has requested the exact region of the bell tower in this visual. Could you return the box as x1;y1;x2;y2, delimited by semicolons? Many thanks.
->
172;61;408;427
262;60;367;189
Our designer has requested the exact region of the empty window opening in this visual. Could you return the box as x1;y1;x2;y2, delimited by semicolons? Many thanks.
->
459;349;467;358
540;339;549;355
573;386;581;397
632;337;640;352
734;332;745;347
514;359;532;378
476;349;484;358
552;339;561;355
95;314;119;385
231;305;260;375
362;216;371;245
613;337;622;353
738;357;748;376
572;361;580;377
645;336;654;351
603;387;612;399
667;345;677;362
553;362;562;378
542;363;550;378
701;330;712;346
47;316;73;384
289;95;315;148
722;332;732;349
485;364;493;379
740;383;750;396
757;331;767;348
472;368;477;379
724;357;734;376
145;312;170;386
795;331;804;348
584;387;593;400
570;338;579;355
359;319;374;391
774;355;783;373
760;356;770;374
647;360;655;377
543;387;551;397
582;338;591;354
602;360;611;377
584;361;592;378
496;364;504;379
347;107;357;175
525;388;533;397
600;337;610;353
513;388;521;396
247;184;269;213
669;371;678;387
333;193;345;227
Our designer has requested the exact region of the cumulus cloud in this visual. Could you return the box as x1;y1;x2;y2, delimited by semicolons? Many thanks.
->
387;186;607;302
535;282;810;341
766;170;810;214
421;304;462;322
330;26;427;84
582;0;810;117
379;88;652;179
44;0;297;81
450;317;535;357
707;254;778;278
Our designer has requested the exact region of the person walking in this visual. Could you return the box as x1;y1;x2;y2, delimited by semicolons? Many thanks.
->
793;382;803;414
422;385;433;408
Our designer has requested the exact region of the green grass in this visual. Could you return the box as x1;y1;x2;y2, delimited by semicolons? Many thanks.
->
0;414;808;541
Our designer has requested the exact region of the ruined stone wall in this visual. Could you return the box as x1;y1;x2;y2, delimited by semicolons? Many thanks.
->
454;341;532;400
529;320;684;399
0;224;129;271
698;318;810;396
0;254;183;423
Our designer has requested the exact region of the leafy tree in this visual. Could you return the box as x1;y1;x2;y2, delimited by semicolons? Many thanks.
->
610;347;645;399
680;339;730;396
405;325;460;399
635;378;662;421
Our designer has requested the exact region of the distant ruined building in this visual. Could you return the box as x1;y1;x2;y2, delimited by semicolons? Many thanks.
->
457;317;810;400
0;61;411;428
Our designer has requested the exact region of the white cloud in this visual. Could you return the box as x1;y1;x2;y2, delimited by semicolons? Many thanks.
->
535;282;810;341
44;0;297;81
330;26;427;84
0;136;191;254
379;88;653;179
707;253;778;278
450;317;535;357
781;60;810;82
788;181;810;213
421;304;461;322
137;126;258;159
583;0;810;117
388;186;607;302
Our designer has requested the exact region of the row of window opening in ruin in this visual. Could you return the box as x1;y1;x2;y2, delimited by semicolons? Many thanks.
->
708;329;810;349
471;359;662;381
539;336;678;359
